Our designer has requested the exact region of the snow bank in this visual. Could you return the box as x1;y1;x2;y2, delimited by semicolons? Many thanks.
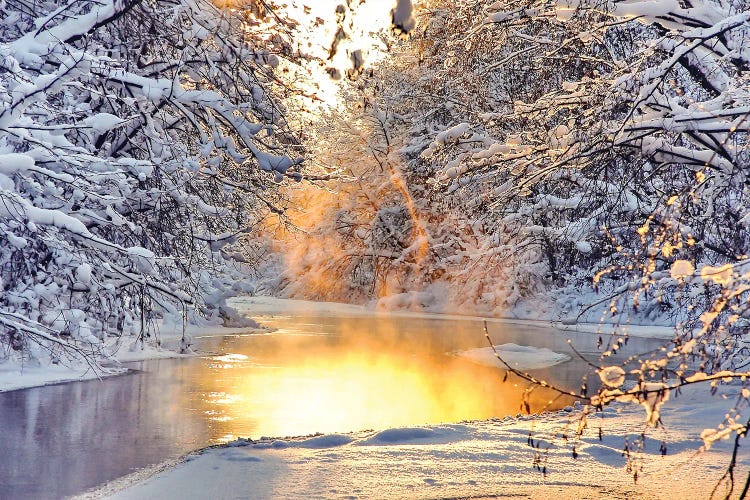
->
234;295;555;331
105;384;748;500
0;362;113;392
455;343;571;370
294;434;355;449
556;321;675;340
357;425;469;446
0;321;265;392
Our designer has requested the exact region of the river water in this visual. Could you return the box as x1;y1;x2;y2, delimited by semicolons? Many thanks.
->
0;307;662;499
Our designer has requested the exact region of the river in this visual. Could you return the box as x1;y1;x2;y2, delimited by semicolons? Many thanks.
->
0;304;662;499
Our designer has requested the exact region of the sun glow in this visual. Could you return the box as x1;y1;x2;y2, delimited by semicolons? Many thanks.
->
273;0;395;110
188;317;572;442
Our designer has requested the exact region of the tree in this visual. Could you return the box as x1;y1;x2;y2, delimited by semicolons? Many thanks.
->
271;2;542;313
0;0;303;370
423;0;750;316
414;0;750;492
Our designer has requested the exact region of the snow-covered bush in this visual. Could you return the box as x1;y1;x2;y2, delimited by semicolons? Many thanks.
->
0;0;302;367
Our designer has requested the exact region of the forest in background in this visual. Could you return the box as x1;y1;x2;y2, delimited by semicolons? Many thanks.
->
275;0;750;330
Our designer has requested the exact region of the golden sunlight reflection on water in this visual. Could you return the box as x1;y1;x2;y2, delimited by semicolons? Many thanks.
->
189;315;577;443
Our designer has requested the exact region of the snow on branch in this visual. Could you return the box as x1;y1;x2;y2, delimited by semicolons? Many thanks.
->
0;0;303;366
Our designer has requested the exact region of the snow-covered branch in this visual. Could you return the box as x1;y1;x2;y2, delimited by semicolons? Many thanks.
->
0;0;303;365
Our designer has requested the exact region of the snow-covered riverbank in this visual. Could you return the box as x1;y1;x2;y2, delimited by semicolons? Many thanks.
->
0;323;264;393
232;295;677;339
93;383;748;500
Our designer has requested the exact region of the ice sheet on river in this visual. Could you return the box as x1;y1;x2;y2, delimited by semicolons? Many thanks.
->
455;343;571;370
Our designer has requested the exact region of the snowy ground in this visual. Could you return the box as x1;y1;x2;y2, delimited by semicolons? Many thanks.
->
94;384;748;500
0;323;264;393
0;361;107;393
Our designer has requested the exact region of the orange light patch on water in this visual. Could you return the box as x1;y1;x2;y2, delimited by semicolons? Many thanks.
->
213;353;508;438
189;320;571;442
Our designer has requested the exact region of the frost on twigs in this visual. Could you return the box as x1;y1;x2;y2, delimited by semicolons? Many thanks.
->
701;420;747;451
635;382;670;427
591;382;670;427
598;365;626;388
669;260;694;281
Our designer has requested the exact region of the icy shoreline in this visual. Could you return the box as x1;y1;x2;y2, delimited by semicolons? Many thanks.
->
92;384;748;500
0;323;265;393
233;295;676;338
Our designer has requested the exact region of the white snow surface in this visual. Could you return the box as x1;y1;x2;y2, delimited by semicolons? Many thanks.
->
456;343;571;370
99;384;749;500
233;295;370;317
0;322;264;393
0;361;105;392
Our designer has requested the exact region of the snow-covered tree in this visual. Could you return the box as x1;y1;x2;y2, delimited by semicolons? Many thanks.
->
410;0;750;489
421;0;750;315
0;0;303;368
277;0;750;488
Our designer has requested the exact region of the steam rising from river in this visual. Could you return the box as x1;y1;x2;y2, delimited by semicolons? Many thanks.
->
191;314;574;441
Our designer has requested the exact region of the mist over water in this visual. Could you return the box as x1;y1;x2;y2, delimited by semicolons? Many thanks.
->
190;315;575;441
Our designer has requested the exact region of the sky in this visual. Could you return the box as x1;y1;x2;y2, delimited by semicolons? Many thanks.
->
279;0;415;106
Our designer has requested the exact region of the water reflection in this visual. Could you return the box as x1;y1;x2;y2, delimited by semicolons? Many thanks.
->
189;315;578;442
0;362;209;500
0;312;654;499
